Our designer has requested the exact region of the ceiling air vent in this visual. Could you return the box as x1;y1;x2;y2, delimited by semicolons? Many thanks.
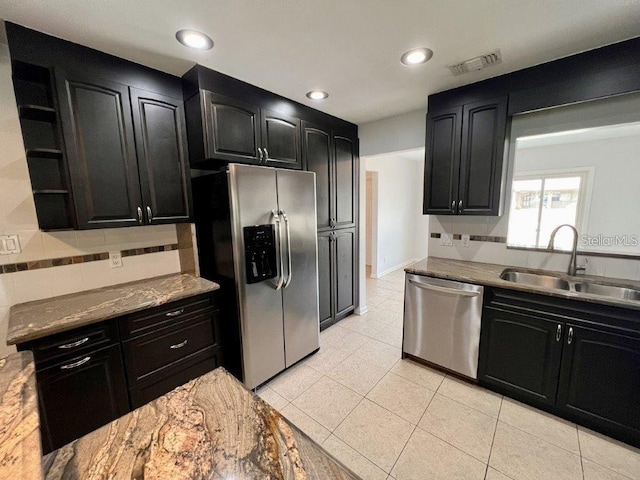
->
449;49;502;76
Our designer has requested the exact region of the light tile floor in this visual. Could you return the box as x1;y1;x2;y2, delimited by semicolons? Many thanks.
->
259;267;640;480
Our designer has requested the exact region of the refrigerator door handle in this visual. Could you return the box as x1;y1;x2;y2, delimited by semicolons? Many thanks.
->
280;209;293;288
271;209;285;290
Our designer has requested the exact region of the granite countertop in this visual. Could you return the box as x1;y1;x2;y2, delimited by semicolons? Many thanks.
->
0;351;42;480
406;257;640;310
7;274;220;345
42;367;359;480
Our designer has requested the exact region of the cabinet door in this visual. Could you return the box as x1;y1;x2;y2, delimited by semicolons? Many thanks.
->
36;345;129;454
317;232;334;329
261;109;301;169
557;325;640;440
56;70;143;229
334;136;357;228
335;228;356;319
458;96;507;215
202;91;260;164
478;307;563;407
423;108;462;214
130;88;191;224
302;122;333;230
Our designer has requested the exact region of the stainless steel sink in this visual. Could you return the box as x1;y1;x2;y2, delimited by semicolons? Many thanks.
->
500;270;571;290
573;282;640;301
499;268;640;302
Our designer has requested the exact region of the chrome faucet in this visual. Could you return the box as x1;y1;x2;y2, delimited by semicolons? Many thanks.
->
547;224;584;276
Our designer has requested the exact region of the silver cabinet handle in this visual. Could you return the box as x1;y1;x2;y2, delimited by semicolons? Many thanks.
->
458;200;463;212
60;356;91;370
137;206;143;224
280;209;293;288
568;327;574;345
556;325;562;342
271;209;285;290
58;337;89;349
146;206;153;223
264;148;269;160
170;340;188;349
451;201;456;213
258;147;264;163
408;279;480;297
165;308;184;317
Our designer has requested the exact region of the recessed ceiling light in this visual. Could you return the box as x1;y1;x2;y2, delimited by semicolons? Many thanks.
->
401;47;433;66
306;90;329;100
175;30;214;50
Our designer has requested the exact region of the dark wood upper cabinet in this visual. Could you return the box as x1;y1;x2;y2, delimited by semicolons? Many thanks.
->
261;109;302;169
424;96;507;216
190;90;302;169
202;91;261;165
302;122;333;229
557;325;640;439
334;136;357;228
458;97;507;215
130;88;191;224
423;108;462;214
57;71;143;229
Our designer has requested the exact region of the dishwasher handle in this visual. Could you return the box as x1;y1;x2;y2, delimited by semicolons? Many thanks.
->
408;279;481;297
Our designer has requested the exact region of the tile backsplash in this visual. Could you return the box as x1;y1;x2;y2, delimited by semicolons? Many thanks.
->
428;215;640;281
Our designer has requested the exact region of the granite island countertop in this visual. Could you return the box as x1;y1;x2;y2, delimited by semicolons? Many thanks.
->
42;367;359;480
0;351;42;480
7;274;220;345
406;257;640;311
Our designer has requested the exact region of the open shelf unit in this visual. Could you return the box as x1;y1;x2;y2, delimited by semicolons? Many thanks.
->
12;60;75;230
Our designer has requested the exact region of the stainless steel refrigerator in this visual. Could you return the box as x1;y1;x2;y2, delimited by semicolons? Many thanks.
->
192;164;320;389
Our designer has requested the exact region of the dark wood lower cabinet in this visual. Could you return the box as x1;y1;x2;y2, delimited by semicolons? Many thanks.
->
20;292;222;454
557;325;640;440
478;288;640;448
479;307;563;407
318;228;356;330
36;345;129;454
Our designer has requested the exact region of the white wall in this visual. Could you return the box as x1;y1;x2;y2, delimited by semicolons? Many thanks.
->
359;109;425;157
364;151;428;278
0;43;182;357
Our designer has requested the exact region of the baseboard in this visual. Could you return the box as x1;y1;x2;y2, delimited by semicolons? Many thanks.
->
354;306;368;315
371;258;419;279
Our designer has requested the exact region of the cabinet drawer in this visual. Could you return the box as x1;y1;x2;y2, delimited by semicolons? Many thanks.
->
129;346;220;409
29;320;118;369
123;312;218;384
120;294;213;339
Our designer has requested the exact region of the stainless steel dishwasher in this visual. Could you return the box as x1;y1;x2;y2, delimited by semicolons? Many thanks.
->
403;273;484;380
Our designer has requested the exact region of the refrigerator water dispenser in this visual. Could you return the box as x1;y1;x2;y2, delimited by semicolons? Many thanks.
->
243;225;277;284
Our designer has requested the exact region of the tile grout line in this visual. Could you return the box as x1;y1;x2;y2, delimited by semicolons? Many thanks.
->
485;396;504;479
576;424;585;480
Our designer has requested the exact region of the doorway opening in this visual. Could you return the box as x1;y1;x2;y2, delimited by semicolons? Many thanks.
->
365;171;379;279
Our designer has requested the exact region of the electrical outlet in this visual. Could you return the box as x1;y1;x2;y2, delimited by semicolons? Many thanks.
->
441;233;453;246
109;252;123;268
462;234;470;248
0;235;21;255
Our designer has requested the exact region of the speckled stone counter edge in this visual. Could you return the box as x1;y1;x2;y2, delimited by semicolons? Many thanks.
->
7;274;220;345
406;257;640;311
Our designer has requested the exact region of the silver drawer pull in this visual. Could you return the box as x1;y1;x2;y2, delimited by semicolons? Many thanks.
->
170;340;188;349
166;308;185;317
60;356;91;370
58;337;90;349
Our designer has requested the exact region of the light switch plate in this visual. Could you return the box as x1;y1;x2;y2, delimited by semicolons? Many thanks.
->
441;233;453;246
0;235;21;255
109;252;123;268
462;234;470;248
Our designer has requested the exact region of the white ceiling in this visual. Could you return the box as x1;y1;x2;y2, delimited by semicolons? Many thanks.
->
517;121;640;149
1;1;639;125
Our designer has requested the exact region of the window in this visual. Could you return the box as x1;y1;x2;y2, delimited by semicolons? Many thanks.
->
507;171;588;250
